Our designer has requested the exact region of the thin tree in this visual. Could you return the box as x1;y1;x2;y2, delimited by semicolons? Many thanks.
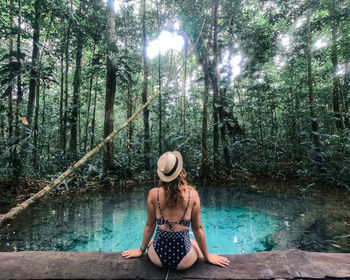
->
141;0;150;168
103;0;117;173
209;0;230;169
63;12;71;153
7;0;14;138
90;79;98;150
70;0;84;158
157;0;162;155
59;28;64;150
306;9;320;152
200;60;210;178
26;0;40;125
13;0;23;177
124;33;133;165
181;35;188;135
330;17;343;130
84;43;96;152
33;73;40;168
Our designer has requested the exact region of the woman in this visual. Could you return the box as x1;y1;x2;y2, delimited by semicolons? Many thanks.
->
122;151;229;270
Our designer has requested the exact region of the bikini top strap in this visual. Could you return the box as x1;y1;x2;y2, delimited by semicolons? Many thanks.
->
157;188;164;220
182;189;191;219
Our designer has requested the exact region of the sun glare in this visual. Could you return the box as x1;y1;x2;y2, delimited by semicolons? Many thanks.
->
218;50;242;82
147;31;184;59
314;38;328;49
102;0;122;13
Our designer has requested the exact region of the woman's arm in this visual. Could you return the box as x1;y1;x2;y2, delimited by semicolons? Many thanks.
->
122;189;156;258
191;190;230;267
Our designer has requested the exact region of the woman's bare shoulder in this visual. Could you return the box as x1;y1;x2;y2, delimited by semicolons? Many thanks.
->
187;186;199;200
147;188;158;201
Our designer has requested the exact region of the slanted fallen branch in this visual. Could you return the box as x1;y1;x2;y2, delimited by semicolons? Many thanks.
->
0;91;161;229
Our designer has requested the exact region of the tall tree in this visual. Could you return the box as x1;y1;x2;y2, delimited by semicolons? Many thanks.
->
103;0;117;173
69;0;84;157
63;8;71;153
59;29;64;150
157;0;162;155
200;59;210;178
7;0;14;138
306;8;320;152
210;0;219;172
330;15;343;130
181;35;188;136
26;0;41;125
90;79;98;150
83;43;96;153
141;0;150;168
13;0;23;177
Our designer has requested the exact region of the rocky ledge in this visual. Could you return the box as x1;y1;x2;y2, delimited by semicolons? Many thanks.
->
1;249;350;279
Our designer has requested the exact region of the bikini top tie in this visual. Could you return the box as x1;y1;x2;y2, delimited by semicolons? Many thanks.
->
156;187;191;232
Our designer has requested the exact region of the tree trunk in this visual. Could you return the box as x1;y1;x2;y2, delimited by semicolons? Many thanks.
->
13;0;23;177
78;100;81;152
26;0;40;125
103;0;117;173
181;35;188;136
331;23;343;130
200;60;209;179
210;0;230;170
69;2;84;158
59;37;64;150
210;0;219;173
84;44;96;153
142;0;150;168
344;61;350;128
63;24;70;153
157;1;162;155
306;11;320;151
33;74;40;168
7;0;14;138
124;35;133;165
90;79;98;150
39;83;46;155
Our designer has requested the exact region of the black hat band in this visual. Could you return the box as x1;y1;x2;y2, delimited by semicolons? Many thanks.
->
164;157;178;176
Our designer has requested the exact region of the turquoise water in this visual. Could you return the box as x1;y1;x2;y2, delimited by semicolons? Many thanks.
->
69;205;282;254
0;185;297;254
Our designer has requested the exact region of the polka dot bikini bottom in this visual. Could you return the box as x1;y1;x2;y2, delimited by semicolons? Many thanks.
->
153;227;191;269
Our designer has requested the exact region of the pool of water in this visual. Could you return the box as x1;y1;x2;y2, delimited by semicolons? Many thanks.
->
1;184;350;253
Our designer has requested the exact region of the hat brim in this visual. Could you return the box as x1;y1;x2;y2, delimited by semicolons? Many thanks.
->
157;151;183;182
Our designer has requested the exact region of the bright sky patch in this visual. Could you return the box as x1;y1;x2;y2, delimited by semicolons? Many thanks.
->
147;31;184;59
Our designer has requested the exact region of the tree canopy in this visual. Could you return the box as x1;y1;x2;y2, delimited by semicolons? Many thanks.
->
0;0;349;189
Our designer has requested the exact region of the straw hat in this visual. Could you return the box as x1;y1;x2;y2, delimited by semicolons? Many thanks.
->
157;151;183;182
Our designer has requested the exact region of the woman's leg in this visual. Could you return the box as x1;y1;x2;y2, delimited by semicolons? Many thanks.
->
147;240;163;268
176;239;202;270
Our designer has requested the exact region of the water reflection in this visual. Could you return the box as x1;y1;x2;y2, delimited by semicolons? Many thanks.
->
0;185;349;253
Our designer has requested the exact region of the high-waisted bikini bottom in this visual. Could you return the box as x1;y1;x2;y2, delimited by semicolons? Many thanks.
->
153;227;191;269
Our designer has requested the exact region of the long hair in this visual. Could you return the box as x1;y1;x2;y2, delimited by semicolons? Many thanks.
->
159;169;188;207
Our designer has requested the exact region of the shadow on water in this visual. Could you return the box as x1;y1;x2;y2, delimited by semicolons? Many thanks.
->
0;184;349;253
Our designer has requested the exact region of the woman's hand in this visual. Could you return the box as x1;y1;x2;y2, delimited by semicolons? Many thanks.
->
206;253;230;267
122;248;144;259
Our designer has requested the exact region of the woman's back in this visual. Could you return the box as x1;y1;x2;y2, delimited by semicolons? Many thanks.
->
155;186;194;232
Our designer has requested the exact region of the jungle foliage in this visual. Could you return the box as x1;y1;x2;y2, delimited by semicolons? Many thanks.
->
0;0;349;190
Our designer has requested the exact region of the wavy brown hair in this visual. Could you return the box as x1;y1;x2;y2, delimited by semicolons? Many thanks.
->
159;169;188;207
